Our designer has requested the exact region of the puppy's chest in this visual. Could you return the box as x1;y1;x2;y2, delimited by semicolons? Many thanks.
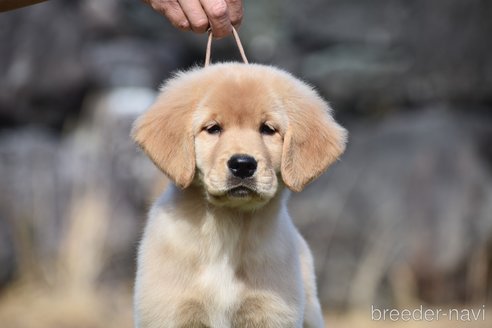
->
199;260;243;309
171;259;231;326
178;260;295;327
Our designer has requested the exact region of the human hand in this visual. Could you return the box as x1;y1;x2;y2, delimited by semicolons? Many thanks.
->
143;0;243;38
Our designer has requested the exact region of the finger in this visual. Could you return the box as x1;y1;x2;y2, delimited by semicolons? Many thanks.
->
178;0;209;33
200;0;231;38
225;0;243;27
149;0;191;31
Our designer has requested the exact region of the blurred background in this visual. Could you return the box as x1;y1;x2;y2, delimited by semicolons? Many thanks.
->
1;0;491;327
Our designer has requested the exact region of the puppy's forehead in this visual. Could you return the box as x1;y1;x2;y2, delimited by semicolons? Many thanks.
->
198;77;282;127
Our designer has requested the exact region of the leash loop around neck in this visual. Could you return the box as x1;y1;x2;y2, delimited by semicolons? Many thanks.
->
205;26;249;67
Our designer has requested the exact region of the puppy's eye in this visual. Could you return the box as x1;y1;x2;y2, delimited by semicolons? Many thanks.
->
260;123;276;135
205;124;222;135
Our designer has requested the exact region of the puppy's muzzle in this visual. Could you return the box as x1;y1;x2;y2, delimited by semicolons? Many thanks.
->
227;154;257;179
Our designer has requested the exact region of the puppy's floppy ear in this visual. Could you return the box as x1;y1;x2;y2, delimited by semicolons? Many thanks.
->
131;81;197;189
281;86;347;192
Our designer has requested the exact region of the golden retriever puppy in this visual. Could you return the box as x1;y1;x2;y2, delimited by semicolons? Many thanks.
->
132;63;347;328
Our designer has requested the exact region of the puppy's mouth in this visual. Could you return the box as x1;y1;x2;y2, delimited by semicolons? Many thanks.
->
227;186;255;198
204;178;275;209
203;173;277;208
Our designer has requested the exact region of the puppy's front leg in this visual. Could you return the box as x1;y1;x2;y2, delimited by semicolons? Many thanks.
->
232;291;301;328
174;299;210;328
298;235;324;328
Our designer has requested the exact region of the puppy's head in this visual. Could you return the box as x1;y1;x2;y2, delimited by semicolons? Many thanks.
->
132;64;347;209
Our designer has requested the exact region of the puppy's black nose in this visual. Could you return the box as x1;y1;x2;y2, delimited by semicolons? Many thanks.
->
227;154;257;179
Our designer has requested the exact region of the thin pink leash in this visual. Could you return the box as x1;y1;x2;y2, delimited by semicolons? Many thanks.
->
204;26;249;67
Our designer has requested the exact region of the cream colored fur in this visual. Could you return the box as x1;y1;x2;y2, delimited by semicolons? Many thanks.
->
132;63;347;328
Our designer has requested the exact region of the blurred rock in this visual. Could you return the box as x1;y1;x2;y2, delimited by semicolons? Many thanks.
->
0;2;86;129
0;0;186;130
